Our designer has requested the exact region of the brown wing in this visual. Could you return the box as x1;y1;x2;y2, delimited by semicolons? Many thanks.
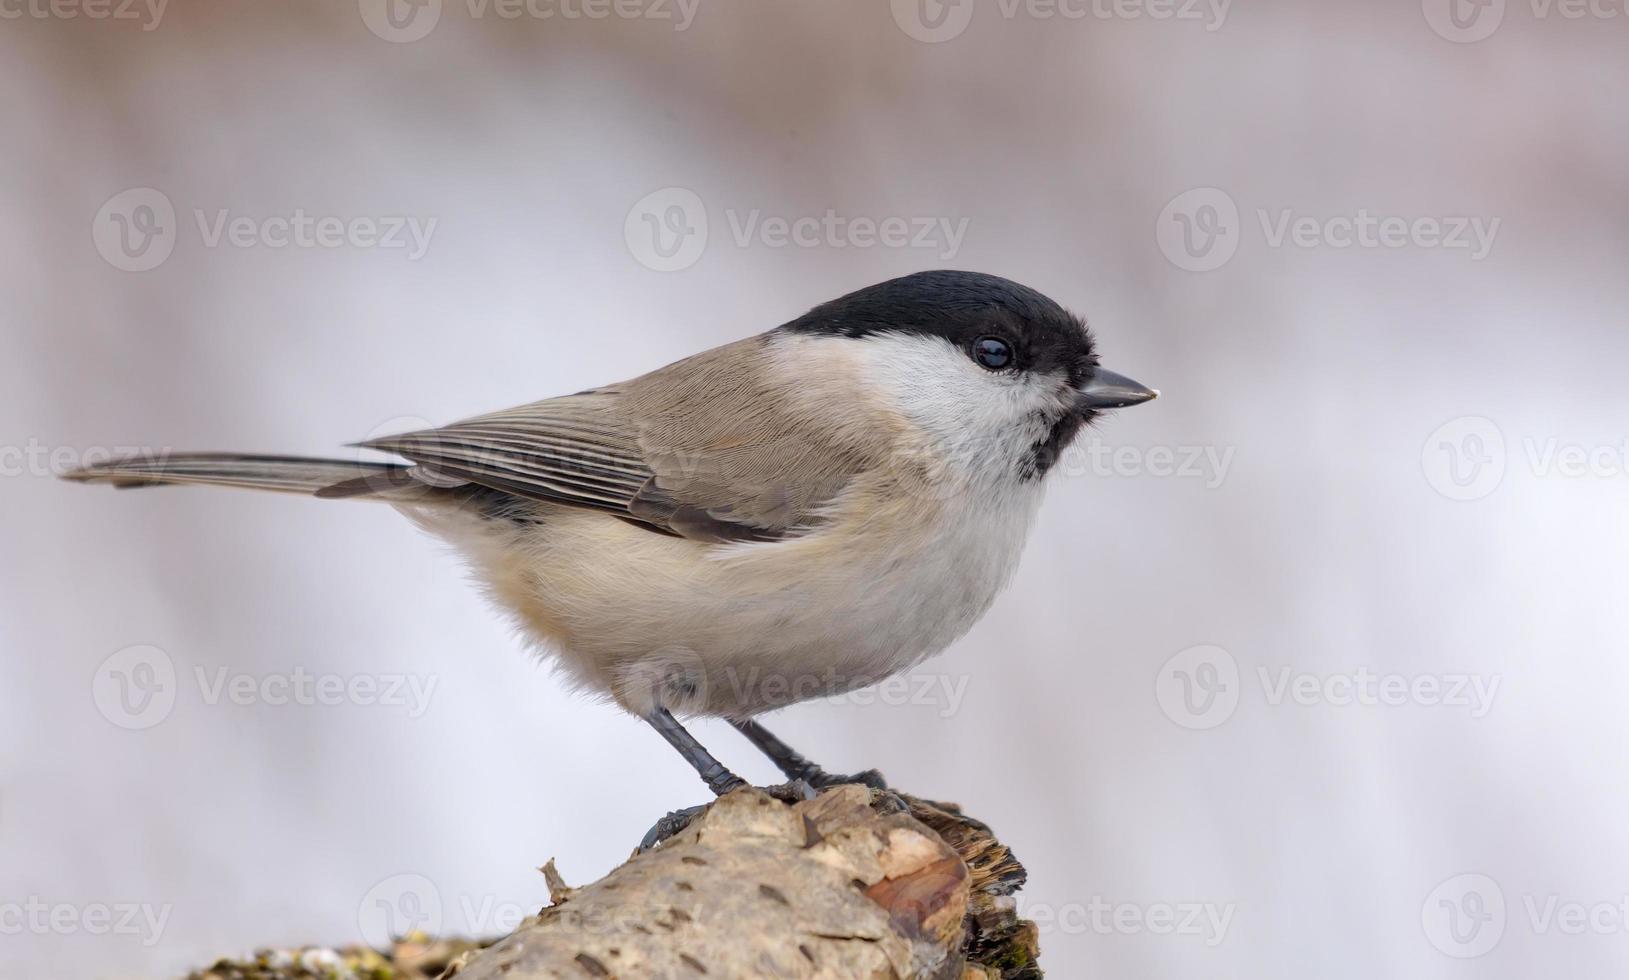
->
361;388;652;517
361;335;884;542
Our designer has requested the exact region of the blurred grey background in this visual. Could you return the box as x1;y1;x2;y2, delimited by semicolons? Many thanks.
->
4;0;1629;976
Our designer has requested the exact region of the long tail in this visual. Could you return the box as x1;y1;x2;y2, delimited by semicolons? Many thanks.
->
60;452;422;499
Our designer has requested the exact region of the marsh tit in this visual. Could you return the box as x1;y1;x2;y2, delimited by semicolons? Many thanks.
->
65;270;1156;794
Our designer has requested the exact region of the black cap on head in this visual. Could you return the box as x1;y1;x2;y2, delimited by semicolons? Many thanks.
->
780;270;1098;387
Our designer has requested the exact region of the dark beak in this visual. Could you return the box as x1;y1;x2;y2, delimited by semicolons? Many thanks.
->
1075;368;1159;412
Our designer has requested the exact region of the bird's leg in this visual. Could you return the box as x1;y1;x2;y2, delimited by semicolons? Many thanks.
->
729;719;821;783
636;708;748;851
643;706;747;796
730;718;887;790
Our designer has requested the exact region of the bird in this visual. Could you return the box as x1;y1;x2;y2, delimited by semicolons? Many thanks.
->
63;270;1156;796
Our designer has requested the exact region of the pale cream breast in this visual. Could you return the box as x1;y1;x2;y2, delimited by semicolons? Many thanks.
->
404;441;1045;719
400;328;1060;717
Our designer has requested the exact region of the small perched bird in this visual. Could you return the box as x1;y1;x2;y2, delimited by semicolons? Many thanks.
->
65;270;1156;794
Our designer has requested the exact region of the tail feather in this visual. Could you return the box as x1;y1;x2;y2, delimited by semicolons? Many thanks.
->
60;453;408;497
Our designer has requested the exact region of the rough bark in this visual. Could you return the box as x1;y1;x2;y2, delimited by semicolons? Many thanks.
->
187;785;1041;980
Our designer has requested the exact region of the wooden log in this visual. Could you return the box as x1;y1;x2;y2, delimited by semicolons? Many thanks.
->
444;785;1039;979
187;785;1041;980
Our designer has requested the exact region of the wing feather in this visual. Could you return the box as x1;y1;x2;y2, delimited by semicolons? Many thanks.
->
362;334;887;541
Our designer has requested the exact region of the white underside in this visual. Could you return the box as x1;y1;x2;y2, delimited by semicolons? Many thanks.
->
403;331;1067;718
407;481;1043;717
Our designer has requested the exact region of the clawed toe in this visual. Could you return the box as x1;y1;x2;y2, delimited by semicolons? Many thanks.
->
638;803;709;851
808;768;888;791
637;769;888;851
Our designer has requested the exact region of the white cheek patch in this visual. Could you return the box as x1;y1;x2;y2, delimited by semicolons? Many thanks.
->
847;332;1066;454
762;330;1073;489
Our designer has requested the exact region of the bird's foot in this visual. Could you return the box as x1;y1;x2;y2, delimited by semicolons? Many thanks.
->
805;767;888;791
636;771;888;851
638;803;709;852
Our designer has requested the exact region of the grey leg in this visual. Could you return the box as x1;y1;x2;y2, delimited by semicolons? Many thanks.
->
644;707;747;796
730;719;887;790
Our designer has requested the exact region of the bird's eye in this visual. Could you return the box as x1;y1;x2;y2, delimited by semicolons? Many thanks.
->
972;336;1013;370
